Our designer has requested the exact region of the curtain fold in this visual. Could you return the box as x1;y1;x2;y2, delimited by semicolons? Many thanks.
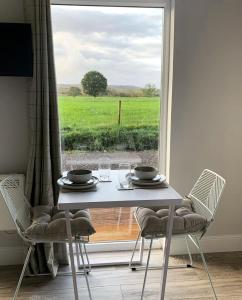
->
24;0;68;277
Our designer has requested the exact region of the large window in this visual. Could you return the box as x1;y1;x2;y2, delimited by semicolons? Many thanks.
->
51;1;169;245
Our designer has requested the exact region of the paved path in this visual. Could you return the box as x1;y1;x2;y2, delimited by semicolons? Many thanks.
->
62;150;158;170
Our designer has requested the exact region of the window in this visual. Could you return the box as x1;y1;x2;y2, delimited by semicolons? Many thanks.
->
51;0;172;248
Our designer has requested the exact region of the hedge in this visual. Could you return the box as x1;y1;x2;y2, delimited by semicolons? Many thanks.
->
62;126;159;151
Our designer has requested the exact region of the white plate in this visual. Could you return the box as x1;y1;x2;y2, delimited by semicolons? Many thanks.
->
129;174;164;182
129;174;166;186
57;176;99;190
62;176;95;186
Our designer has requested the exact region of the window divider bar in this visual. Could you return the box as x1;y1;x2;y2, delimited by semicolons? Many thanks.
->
51;0;168;8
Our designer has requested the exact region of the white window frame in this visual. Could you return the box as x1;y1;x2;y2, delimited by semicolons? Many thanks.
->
51;0;175;251
53;0;168;8
51;0;174;181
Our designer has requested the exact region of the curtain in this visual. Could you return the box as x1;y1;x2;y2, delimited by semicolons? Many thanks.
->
24;0;68;277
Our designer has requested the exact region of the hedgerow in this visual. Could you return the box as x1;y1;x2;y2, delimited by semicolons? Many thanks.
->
61;126;159;151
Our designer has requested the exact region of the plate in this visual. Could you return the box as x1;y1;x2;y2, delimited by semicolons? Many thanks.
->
62;177;95;186
127;173;166;186
57;176;99;190
129;174;164;182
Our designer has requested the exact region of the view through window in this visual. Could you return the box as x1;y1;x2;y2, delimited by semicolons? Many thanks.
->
52;5;164;243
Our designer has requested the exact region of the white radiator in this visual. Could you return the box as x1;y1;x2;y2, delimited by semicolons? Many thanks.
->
0;174;25;265
0;174;25;230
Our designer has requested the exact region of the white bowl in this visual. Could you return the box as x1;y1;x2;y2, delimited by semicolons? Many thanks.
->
134;166;158;180
67;169;92;183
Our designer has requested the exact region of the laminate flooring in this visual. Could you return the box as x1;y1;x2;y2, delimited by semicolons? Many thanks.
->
89;207;139;242
1;250;242;300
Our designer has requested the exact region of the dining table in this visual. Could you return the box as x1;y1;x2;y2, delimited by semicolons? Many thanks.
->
58;170;182;300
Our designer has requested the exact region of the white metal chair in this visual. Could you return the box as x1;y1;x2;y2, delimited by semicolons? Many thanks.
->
0;176;95;300
129;169;226;300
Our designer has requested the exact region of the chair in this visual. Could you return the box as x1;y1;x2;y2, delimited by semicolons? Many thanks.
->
129;169;226;300
0;175;96;300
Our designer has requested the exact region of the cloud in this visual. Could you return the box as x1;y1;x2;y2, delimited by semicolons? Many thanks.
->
52;6;162;37
51;5;163;87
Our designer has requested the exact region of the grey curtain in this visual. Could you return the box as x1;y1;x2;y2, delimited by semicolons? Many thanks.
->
24;0;68;276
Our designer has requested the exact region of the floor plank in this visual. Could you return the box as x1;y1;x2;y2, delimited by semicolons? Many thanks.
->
89;207;139;242
1;251;242;299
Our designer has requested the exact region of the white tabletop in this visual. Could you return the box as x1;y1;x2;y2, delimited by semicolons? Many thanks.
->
58;170;182;210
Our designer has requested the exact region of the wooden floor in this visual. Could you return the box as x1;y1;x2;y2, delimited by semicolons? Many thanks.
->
89;207;139;242
1;250;242;299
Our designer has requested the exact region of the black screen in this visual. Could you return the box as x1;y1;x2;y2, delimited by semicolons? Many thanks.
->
0;23;33;77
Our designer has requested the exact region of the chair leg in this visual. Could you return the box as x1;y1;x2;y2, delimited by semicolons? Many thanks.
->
141;238;153;300
129;231;141;270
82;242;91;273
139;237;145;265
79;242;93;300
185;236;193;267
193;236;217;300
13;244;34;300
75;242;81;269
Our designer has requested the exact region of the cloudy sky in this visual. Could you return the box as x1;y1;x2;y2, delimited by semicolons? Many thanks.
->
51;6;163;88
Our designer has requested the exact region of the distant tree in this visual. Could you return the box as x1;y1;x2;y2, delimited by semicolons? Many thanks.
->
68;86;81;97
81;71;107;97
107;87;144;97
142;84;159;97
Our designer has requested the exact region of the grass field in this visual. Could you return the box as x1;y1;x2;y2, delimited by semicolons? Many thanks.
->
58;96;160;151
58;96;160;131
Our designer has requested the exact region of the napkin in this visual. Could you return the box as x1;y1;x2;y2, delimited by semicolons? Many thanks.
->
60;186;97;193
133;181;169;189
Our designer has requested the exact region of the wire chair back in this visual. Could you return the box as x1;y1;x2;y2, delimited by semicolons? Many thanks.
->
188;169;225;222
0;176;31;241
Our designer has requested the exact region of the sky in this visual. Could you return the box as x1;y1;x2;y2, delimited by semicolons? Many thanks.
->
51;6;164;88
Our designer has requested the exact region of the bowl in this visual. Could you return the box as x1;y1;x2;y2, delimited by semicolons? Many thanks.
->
67;169;92;184
134;166;158;180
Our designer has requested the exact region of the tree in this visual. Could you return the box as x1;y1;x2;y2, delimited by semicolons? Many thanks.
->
68;86;81;97
142;84;159;97
81;71;107;97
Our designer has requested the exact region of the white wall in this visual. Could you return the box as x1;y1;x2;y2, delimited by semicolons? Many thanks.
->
0;0;29;265
170;0;242;239
0;0;28;174
0;0;28;234
0;78;29;174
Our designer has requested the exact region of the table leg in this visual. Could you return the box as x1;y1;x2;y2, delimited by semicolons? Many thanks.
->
65;210;79;300
160;204;175;300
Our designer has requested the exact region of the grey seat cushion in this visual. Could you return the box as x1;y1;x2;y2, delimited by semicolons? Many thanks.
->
135;198;208;238
24;206;96;241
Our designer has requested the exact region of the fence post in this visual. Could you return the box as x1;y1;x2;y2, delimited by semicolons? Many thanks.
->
118;100;122;126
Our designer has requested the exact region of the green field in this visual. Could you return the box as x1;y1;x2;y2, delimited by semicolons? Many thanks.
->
58;96;160;151
58;96;160;130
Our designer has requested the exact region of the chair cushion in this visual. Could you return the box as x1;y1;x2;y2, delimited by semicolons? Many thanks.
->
135;198;208;238
24;205;95;241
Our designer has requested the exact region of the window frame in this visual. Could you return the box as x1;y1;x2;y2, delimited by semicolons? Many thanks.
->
51;0;174;181
52;0;168;8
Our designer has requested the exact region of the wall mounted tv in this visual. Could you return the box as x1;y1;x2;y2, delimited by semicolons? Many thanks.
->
0;23;33;77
